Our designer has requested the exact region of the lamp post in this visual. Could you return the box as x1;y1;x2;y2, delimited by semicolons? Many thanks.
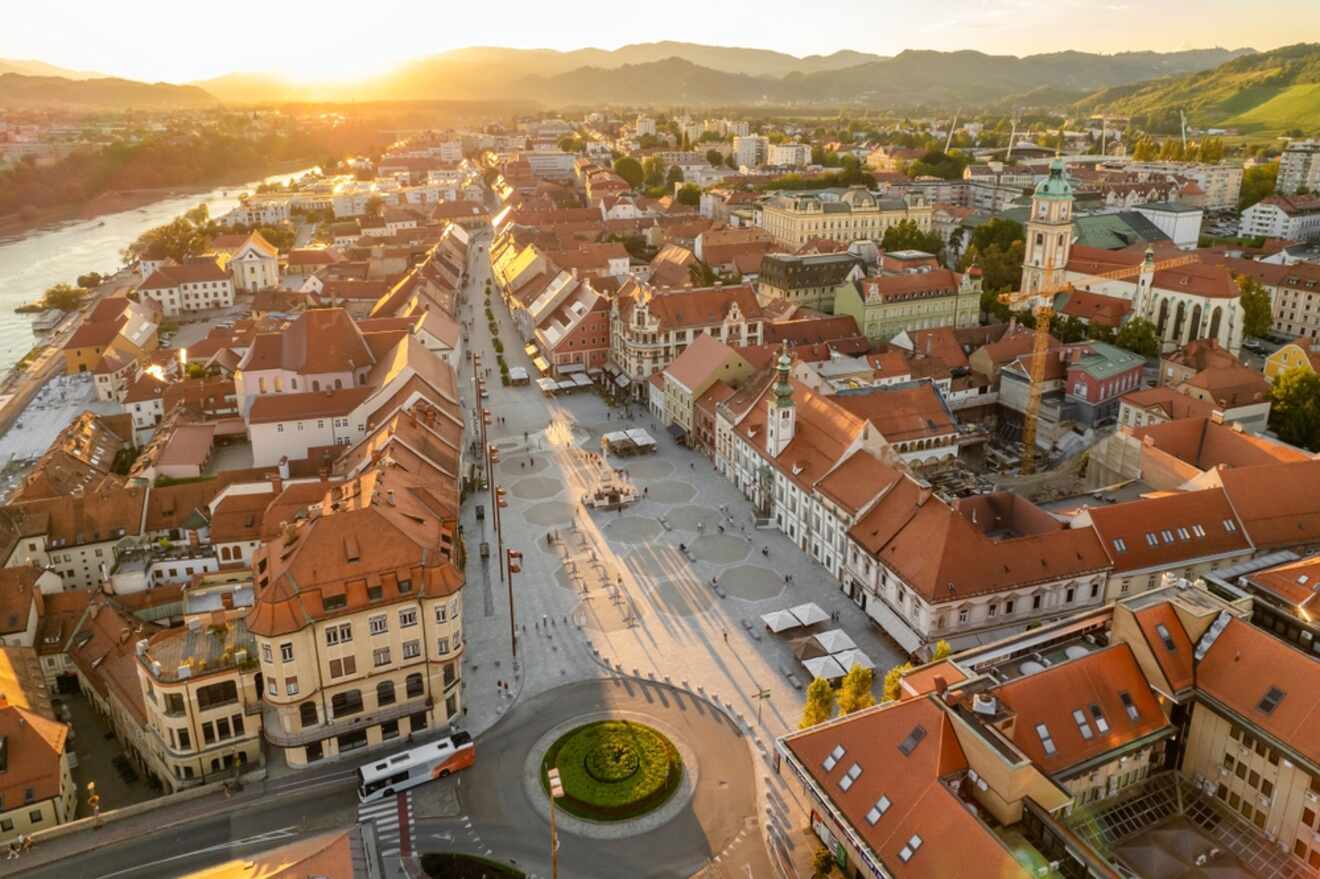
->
506;549;522;659
547;767;565;879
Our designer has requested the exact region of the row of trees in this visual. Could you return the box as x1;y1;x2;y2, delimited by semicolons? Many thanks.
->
122;203;294;264
1128;136;1226;163
800;642;953;730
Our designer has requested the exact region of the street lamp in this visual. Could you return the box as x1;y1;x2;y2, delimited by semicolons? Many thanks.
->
547;767;565;879
506;549;522;659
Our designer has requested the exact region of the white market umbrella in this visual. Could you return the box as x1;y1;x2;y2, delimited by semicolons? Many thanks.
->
802;655;848;681
815;629;858;655
760;610;801;633
834;648;875;671
788;602;829;627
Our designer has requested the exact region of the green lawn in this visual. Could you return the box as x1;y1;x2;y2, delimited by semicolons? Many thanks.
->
540;721;683;822
1220;83;1320;132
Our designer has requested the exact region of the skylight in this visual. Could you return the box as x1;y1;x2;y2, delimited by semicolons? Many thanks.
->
1192;524;1206;537
1119;691;1140;721
897;724;927;757
1072;709;1094;741
1258;687;1286;715
1161;530;1174;544
822;744;845;772
839;762;863;791
1223;519;1237;533
1113;538;1127;553
865;795;891;825
1089;704;1110;733
1035;722;1057;756
898;835;923;862
1145;532;1159;547
1155;623;1177;652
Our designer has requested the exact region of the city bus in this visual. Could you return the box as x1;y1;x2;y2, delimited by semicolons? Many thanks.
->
356;730;476;802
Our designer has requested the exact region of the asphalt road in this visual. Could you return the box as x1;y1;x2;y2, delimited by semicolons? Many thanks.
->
416;677;769;879
22;679;766;879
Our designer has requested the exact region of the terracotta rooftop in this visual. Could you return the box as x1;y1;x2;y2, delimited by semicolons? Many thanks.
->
1085;487;1252;573
1215;460;1320;550
0;697;68;808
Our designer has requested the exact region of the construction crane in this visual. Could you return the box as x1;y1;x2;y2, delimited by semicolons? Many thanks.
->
998;252;1201;474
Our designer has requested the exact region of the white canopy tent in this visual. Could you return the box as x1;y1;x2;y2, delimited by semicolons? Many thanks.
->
788;602;829;627
760;610;801;633
814;629;858;655
833;648;875;671
802;655;848;681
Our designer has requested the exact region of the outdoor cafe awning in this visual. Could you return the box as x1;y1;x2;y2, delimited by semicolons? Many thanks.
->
523;343;539;357
760;610;800;633
532;357;551;374
788;602;829;627
802;655;848;681
814;629;858;654
833;648;875;671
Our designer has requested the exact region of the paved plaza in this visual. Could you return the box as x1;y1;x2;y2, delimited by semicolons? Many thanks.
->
451;238;910;875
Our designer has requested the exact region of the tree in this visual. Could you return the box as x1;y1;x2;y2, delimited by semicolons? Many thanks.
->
689;261;719;287
557;135;584;153
666;165;684;185
675;184;701;207
76;272;102;289
811;847;836;878
705;148;723;167
1239;162;1278;210
124;214;212;263
881;662;912;703
1114;316;1160;358
799;677;836;729
837;666;876;715
613;156;644;189
1237;276;1274;339
1269;367;1320;452
364;195;384;218
1052;315;1088;343
725;153;739;170
932;640;952;661
642;156;667;187
42;283;87;311
880;219;944;258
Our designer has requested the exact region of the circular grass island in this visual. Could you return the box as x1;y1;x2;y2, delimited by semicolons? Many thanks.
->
539;720;683;822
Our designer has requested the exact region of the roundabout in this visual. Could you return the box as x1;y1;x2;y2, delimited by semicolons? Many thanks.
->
536;719;686;825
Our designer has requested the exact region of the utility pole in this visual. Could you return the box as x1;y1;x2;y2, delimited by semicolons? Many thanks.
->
506;549;522;659
547;768;565;879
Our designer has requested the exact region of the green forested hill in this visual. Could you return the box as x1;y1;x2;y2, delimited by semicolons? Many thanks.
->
1075;43;1320;133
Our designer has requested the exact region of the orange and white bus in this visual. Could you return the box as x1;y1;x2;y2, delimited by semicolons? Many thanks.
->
356;731;476;802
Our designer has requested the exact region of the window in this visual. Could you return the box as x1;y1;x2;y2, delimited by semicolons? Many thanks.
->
369;615;388;636
367;584;383;602
1004;599;1015;615
373;647;391;667
323;594;347;611
331;689;364;718
28;811;41;824
260;643;272;663
164;692;186;717
403;640;421;659
1223;519;1237;532
1065;587;1075;603
300;702;318;728
822;745;845;772
329;655;357;678
280;642;294;662
177;728;191;750
381;719;401;740
217;717;232;740
1258;687;1286;715
399;608;418;628
839;763;862;791
1119;691;1139;720
1155;623;1178;652
202;721;216;745
1032;594;1042;611
435;605;448;623
325;623;352;645
267;679;278;698
285;676;299;696
957;607;969;624
377;680;396;706
196;680;238;710
865;796;891;825
898;835;922;863
1146;532;1159;547
437;637;450;655
1033;722;1058;755
398;578;413;593
406;673;424;699
1073;709;1094;740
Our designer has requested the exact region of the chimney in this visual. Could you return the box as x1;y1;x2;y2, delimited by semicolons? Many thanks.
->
387;490;396;506
933;675;948;695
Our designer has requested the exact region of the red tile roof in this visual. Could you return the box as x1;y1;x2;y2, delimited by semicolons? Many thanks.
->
1085;488;1252;573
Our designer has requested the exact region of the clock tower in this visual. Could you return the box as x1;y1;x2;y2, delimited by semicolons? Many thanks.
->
1021;158;1074;301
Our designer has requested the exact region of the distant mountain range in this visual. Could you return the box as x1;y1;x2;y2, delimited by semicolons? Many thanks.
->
191;43;1254;108
0;42;1276;112
1075;43;1320;132
0;73;215;110
0;57;107;80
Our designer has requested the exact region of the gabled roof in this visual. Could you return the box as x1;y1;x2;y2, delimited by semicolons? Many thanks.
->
993;643;1171;776
1130;601;1195;695
1085;487;1251;573
664;333;741;393
0;698;68;807
238;309;374;376
781;697;1027;879
1197;618;1320;767
1216;460;1320;550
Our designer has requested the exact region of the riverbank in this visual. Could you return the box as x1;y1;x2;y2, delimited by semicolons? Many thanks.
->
0;158;317;239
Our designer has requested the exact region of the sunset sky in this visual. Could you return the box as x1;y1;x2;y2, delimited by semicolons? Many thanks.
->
5;0;1311;83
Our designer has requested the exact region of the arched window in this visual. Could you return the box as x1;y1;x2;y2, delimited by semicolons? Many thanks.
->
299;701;318;728
312;380;320;392
1172;301;1186;342
1156;298;1170;338
331;689;363;718
406;673;424;699
334;379;343;390
1209;306;1223;341
1189;304;1203;342
377;680;396;707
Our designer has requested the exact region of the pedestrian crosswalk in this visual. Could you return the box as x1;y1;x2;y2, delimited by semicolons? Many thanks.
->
358;791;414;858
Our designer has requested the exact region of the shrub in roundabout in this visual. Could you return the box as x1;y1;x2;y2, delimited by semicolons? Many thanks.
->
540;720;682;821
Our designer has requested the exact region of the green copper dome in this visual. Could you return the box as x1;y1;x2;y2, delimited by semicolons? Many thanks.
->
1033;158;1073;200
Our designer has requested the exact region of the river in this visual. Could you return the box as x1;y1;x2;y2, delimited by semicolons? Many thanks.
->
0;166;316;373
